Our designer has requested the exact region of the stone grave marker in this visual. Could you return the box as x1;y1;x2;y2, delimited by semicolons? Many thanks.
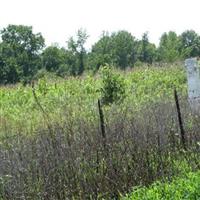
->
185;57;200;113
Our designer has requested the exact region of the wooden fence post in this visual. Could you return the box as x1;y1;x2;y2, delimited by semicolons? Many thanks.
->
98;99;106;150
174;89;187;150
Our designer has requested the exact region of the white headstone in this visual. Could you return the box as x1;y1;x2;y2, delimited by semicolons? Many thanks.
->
185;58;200;113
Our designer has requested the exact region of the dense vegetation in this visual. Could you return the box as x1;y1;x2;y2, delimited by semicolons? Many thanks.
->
0;64;186;133
0;24;200;199
122;171;200;200
1;24;200;84
1;64;200;199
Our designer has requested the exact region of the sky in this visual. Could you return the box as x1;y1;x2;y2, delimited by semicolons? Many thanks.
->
0;0;200;49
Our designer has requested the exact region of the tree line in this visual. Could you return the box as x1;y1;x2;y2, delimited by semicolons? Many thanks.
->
0;24;200;84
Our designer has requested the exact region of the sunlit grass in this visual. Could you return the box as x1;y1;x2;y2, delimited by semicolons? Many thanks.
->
122;171;200;200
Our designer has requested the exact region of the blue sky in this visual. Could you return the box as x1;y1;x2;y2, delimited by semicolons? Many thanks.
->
1;0;200;49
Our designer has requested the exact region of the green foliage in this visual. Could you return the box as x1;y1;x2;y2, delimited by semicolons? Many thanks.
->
111;30;137;69
88;32;113;71
38;77;49;95
0;64;194;199
100;65;126;105
158;31;182;62
41;45;79;77
89;30;137;71
0;65;187;132
138;32;157;64
180;30;200;58
126;65;187;104
0;25;45;84
67;28;89;75
55;50;80;77
1;25;200;84
0;48;21;84
122;171;200;200
42;45;65;72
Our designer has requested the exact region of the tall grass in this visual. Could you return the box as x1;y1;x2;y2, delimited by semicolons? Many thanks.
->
1;64;199;199
0;64;187;134
0;96;200;199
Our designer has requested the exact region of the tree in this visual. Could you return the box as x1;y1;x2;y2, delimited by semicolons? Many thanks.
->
0;25;45;83
180;30;200;58
157;31;181;62
67;29;88;75
56;50;78;77
42;45;65;72
111;30;137;69
0;42;21;83
89;31;137;71
88;32;113;71
138;32;156;64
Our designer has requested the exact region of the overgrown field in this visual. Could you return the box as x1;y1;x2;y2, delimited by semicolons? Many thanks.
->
1;64;200;199
0;64;187;134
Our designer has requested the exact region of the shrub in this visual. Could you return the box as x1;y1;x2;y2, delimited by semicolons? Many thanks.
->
100;65;126;105
122;171;200;200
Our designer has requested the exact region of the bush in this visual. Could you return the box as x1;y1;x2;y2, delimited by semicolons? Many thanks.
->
34;68;49;80
100;65;126;105
122;171;200;200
